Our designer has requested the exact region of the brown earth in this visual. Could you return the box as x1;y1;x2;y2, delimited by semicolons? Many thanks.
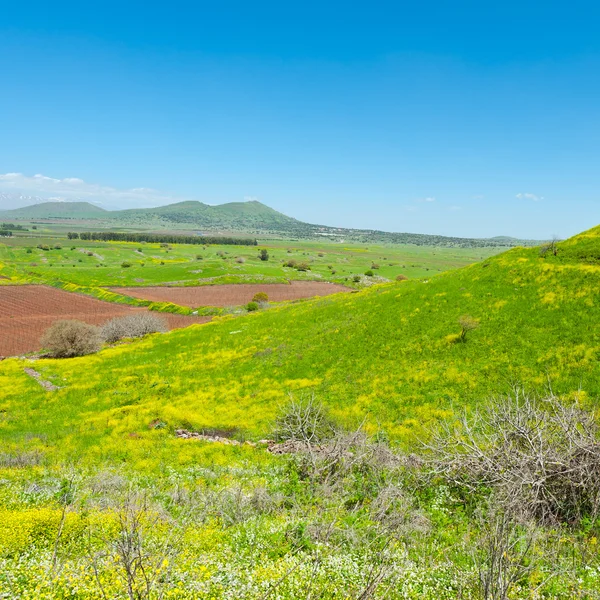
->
112;281;350;307
0;285;210;357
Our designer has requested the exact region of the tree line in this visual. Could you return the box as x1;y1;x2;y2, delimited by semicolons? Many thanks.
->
69;232;257;246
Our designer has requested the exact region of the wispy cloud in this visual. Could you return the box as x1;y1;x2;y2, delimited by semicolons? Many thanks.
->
0;172;181;209
516;192;543;201
418;196;436;203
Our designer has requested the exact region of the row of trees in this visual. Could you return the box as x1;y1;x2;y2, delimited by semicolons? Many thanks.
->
0;230;12;237
68;231;257;246
1;222;27;231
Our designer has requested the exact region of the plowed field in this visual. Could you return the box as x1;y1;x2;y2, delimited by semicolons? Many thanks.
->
112;281;350;307
0;285;210;357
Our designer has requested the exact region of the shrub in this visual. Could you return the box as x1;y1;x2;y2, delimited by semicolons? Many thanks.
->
121;262;132;268
457;315;479;342
273;395;338;444
429;392;600;525
41;320;103;358
371;263;380;269
26;248;32;254
54;244;62;250
284;259;297;268
246;301;259;312
296;262;310;272
353;275;361;283
365;270;374;277
196;255;203;260
252;292;269;303
236;256;246;264
258;249;269;261
101;313;168;343
396;274;408;281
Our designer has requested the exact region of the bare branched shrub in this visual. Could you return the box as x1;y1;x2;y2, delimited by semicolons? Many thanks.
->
474;502;541;600
41;320;103;358
273;394;338;445
427;391;600;525
87;489;193;600
102;313;168;343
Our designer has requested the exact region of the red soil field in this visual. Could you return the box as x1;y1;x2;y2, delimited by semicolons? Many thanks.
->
0;285;210;357
112;281;350;307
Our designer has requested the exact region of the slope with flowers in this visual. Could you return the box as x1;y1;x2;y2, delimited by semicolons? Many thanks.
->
1;225;599;459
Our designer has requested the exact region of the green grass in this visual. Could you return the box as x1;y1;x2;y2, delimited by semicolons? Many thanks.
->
0;235;501;289
1;227;599;598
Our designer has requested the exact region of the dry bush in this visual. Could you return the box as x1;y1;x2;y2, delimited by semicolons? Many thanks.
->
102;313;168;343
41;320;103;358
273;394;338;445
426;391;600;525
395;274;408;281
252;291;269;303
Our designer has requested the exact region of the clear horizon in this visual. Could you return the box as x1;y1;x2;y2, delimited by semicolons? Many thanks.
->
1;1;599;239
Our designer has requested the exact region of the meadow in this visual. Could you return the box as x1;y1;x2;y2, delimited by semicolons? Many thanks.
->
0;232;502;289
0;227;599;598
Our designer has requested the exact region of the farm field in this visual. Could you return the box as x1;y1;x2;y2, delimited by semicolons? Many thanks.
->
0;285;209;356
113;280;350;306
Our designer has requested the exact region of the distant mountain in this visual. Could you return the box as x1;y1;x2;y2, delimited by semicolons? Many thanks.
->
113;200;301;231
0;199;541;248
0;201;107;219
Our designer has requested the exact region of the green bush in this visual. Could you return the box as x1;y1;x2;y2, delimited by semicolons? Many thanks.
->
246;301;259;312
121;262;132;268
252;292;269;303
365;270;374;277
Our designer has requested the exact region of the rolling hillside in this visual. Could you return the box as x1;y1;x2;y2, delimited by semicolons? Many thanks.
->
2;225;599;457
1;199;540;247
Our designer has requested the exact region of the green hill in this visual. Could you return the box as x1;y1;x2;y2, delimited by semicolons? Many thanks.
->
0;201;108;219
113;199;302;231
2;225;599;453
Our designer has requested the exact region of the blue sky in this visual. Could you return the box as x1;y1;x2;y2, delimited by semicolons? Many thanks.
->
1;1;599;238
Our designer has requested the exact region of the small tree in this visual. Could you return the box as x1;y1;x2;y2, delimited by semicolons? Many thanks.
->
258;249;269;261
458;315;479;342
41;320;103;358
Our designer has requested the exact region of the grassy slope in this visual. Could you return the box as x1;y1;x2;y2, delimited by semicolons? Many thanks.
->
1;226;599;463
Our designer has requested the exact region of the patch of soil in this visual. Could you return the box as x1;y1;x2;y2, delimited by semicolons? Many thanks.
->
0;285;210;357
112;281;350;307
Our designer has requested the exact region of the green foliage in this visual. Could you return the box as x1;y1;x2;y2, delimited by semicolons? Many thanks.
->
246;301;259;312
252;292;269;303
259;248;269;261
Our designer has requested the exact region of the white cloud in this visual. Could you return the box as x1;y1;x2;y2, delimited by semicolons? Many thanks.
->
418;197;436;203
244;195;259;201
0;172;182;209
516;192;543;201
